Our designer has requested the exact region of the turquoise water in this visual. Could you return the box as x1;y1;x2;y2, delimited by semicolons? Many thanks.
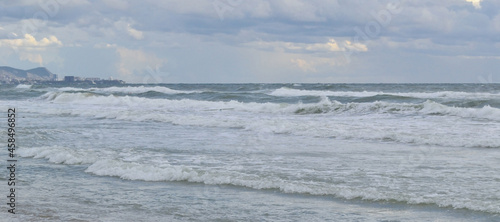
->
1;83;500;221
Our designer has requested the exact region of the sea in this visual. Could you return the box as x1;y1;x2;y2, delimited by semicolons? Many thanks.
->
0;83;499;221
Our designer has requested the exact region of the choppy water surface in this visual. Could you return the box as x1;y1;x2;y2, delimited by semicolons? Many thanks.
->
1;83;499;221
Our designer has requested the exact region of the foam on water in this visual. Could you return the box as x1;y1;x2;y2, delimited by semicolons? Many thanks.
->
40;91;500;121
269;87;500;100
17;145;500;215
15;84;32;89
17;146;96;165
53;86;200;94
31;92;500;148
10;84;500;221
94;86;200;94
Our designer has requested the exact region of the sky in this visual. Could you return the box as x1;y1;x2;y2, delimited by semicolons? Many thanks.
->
0;0;499;83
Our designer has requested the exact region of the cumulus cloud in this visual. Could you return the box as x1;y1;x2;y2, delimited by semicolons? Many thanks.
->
0;34;62;49
0;34;63;66
2;0;500;82
466;0;482;9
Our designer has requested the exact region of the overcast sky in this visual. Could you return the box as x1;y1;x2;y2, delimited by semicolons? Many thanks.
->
0;0;499;83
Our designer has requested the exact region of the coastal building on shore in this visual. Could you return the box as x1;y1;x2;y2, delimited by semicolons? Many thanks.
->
0;66;125;85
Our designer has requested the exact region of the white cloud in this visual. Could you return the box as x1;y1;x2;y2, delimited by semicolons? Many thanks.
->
0;34;62;49
291;58;317;72
466;0;482;9
114;19;144;40
244;39;367;54
115;47;166;82
344;40;368;52
94;43;117;48
127;25;143;40
19;52;43;65
0;34;63;66
305;39;342;52
290;56;345;73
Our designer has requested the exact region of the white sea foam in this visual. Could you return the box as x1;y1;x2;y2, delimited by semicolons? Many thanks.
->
269;87;500;100
54;86;199;94
83;158;500;214
13;84;500;220
17;144;500;214
15;84;32;89
96;86;199;94
40;92;500;121
31;92;500;148
18;146;96;165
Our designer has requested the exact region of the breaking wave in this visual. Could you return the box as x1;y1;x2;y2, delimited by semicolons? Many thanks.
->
53;85;200;95
269;87;500;100
39;91;500;121
18;145;500;214
31;91;500;148
15;84;33;89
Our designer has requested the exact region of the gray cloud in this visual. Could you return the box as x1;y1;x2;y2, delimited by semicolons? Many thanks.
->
0;0;499;83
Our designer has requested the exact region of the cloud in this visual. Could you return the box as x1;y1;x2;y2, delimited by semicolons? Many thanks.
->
0;34;62;49
114;19;144;40
94;43;118;48
244;38;367;54
2;0;500;83
290;56;345;73
344;40;368;52
19;52;43;65
0;34;63;66
103;0;129;10
291;58;317;72
126;25;144;40
305;39;342;52
466;0;482;9
115;47;166;82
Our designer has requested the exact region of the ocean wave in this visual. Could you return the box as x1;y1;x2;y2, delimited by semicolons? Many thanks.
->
269;87;500;100
17;146;96;165
82;158;500;214
15;84;33;89
34;92;500;148
39;91;500;121
92;161;499;214
18;145;498;214
95;86;200;94
52;85;200;95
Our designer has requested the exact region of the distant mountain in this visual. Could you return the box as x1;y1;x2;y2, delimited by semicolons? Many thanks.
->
26;67;53;78
0;66;58;83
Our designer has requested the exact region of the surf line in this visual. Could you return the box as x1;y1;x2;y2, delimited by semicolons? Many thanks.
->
6;108;17;214
204;108;235;111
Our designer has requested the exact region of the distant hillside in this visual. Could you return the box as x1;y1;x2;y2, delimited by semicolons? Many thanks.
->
0;66;58;83
26;67;53;78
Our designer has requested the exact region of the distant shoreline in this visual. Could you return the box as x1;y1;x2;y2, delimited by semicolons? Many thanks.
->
1;80;125;85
